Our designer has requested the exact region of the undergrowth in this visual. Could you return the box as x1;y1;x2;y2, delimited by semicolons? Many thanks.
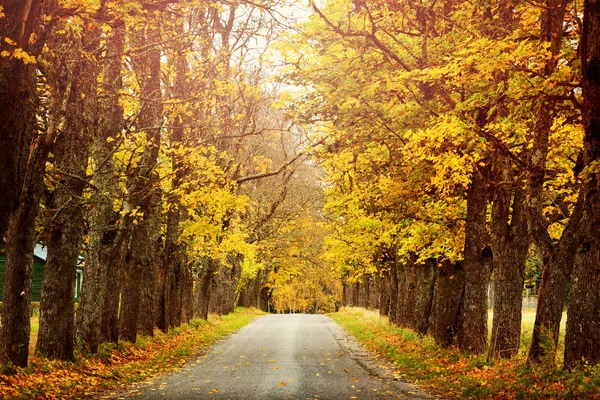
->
0;307;264;399
330;307;600;399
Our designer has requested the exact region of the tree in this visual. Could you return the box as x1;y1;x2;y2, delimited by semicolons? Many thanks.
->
564;0;600;369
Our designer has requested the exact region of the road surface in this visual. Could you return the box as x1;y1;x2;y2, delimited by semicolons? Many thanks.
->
126;314;432;399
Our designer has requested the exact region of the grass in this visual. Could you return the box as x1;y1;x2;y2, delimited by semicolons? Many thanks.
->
488;310;567;363
330;307;600;399
29;317;39;355
1;307;264;399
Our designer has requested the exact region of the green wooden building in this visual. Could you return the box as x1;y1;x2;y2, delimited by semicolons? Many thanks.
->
0;244;83;302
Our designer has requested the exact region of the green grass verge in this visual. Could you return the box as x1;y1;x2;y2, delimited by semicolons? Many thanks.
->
330;307;600;399
1;307;264;399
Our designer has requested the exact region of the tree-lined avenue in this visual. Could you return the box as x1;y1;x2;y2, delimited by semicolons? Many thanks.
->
129;314;430;399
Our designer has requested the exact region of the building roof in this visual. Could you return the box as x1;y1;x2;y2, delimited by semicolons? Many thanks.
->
33;244;47;261
32;244;84;270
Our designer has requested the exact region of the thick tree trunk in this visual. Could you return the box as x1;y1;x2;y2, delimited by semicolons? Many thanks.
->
119;251;142;342
209;254;243;315
399;257;436;334
527;216;580;363
396;260;408;326
181;262;194;323
0;104;59;367
352;281;360;307
138;190;162;337
457;171;492;354
431;261;465;347
489;192;530;358
75;19;125;354
399;257;416;328
414;259;437;335
118;20;162;343
100;235;127;344
0;0;41;241
488;157;530;359
564;0;600;369
525;0;571;365
237;269;265;309
362;276;371;308
341;281;349;306
194;258;218;320
379;270;390;316
162;207;184;329
36;22;99;360
388;262;399;324
159;31;189;332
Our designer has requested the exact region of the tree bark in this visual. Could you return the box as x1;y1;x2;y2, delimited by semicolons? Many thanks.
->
194;258;218;320
137;189;162;337
75;19;126;353
525;0;571;365
414;259;437;335
209;253;243;315
396;259;408;326
379;270;390;316
564;0;600;369
431;260;465;347
0;0;41;241
36;19;99;361
488;156;531;359
118;19;163;343
457;170;492;354
100;235;127;344
181;262;194;323
527;195;583;363
0;97;60;367
388;261;399;324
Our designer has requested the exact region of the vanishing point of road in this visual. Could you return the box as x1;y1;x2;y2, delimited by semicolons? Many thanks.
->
127;314;432;399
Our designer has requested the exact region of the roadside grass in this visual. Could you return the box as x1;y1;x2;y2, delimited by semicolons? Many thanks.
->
1;307;264;399
330;307;600;399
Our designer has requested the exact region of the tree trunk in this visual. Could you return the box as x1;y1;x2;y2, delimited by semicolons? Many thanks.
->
379;270;390;316
237;269;265;309
100;235;127;344
0;0;41;241
399;256;417;328
119;250;142;343
363;276;371;308
414;259;437;335
209;254;243;315
194;258;218;320
488;157;531;359
36;20;99;360
525;0;571;365
564;0;600;369
0;99;60;367
388;262;399;324
118;19;162;343
75;18;125;354
181;262;194;323
138;190;162;337
431;261;465;347
159;26;189;332
457;170;492;354
396;260;408;326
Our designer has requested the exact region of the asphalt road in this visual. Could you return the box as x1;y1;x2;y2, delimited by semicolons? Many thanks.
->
126;314;432;400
